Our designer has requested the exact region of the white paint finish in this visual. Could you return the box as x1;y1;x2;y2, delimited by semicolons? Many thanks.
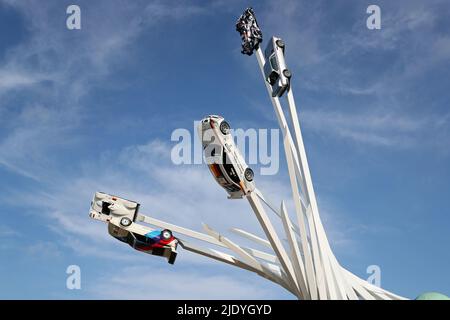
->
247;191;300;294
280;201;310;299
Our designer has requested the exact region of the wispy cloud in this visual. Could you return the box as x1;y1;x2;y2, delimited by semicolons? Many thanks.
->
302;109;450;149
0;69;48;92
0;1;221;269
25;240;63;259
0;225;20;238
0;0;209;180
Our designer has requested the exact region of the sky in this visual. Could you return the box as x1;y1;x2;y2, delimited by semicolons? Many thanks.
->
0;0;449;299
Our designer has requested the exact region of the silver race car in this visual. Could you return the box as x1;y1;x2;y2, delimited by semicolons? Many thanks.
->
264;36;291;97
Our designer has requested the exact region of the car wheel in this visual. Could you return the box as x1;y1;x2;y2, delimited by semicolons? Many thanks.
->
220;121;231;135
120;217;132;227
161;229;173;240
244;168;254;182
276;39;285;49
283;69;292;78
168;251;177;265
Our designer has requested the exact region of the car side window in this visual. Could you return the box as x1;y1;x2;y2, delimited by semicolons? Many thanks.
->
270;53;279;71
209;164;225;179
223;151;241;184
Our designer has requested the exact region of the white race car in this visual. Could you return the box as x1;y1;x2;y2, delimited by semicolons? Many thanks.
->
89;192;178;264
264;36;291;97
198;115;255;199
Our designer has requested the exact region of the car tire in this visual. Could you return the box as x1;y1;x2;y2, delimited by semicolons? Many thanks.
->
161;229;173;240
120;217;132;227
244;168;254;182
276;39;285;49
168;251;177;265
220;121;231;135
283;69;292;78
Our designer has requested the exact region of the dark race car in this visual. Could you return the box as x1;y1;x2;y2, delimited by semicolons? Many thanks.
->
236;7;263;55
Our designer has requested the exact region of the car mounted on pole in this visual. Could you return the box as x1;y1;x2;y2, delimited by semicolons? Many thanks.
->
236;7;262;56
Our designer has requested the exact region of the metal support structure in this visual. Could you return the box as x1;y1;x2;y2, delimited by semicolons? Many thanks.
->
136;210;296;295
150;31;404;300
243;42;406;300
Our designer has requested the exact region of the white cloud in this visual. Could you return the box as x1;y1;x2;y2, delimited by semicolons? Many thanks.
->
89;265;287;299
0;69;47;92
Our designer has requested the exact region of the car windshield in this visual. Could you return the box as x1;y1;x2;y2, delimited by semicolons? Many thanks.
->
208;163;224;179
101;202;111;215
270;53;279;71
209;162;241;193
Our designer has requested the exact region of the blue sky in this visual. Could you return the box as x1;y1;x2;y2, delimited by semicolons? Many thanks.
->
0;0;449;299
